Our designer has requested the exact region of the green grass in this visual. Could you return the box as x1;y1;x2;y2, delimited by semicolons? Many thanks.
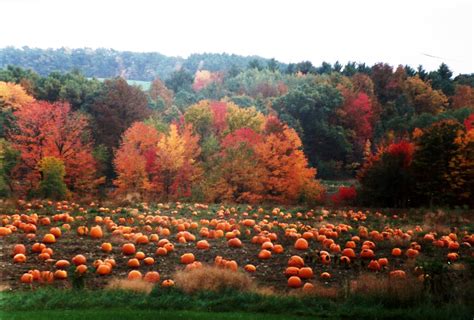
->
0;310;313;320
1;288;472;320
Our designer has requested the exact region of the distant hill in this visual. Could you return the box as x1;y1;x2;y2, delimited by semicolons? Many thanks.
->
0;47;287;81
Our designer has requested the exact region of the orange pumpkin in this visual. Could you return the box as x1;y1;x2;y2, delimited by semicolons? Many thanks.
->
161;279;175;287
258;249;272;259
288;255;305;268
298;267;314;279
244;264;256;272
391;248;402;256
13;244;26;255
228;238;243;248
180;253;195;264
75;264;88;274
42;233;56;244
320;272;331;279
155;247;168;256
144;257;155;265
196;240;210;250
72;254;87;266
54;270;68;280
96;264;112;275
101;242;112;252
294;238;309;250
20;273;33;284
13;253;27;263
127;258;140;268
127;270;142;280
90;225;103;239
287;276;303;288
122;243;136;255
55;260;71;269
144;271;160;283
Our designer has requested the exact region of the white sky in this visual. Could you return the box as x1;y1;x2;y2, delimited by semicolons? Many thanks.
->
1;0;473;75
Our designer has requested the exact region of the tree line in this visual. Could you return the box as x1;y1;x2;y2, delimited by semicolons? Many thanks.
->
0;55;472;207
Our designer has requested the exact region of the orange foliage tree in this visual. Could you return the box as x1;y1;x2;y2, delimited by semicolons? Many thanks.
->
10;101;101;196
114;122;201;200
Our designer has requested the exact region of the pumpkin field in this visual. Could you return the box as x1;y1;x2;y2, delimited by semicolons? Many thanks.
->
0;200;473;319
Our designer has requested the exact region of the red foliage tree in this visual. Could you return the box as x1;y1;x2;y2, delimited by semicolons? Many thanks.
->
10;101;100;195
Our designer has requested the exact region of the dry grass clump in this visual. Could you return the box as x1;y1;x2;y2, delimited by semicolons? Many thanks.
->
173;265;255;294
105;278;154;294
293;283;340;299
350;273;422;303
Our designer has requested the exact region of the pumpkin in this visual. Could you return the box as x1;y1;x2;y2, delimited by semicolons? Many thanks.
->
258;249;272;259
0;227;12;236
54;270;68;280
127;270;142;280
298;267;314;279
378;258;389;267
341;248;356;259
50;227;61;238
447;252;459;262
75;264;88;274
320;272;331;279
391;248;402;256
101;242;112;252
406;248;419;258
13;253;27;263
42;233;56;244
244;264;256;272
89;225;103;239
389;270;406;279
273;244;284;254
287;276;303;288
162;279;175;287
302;282;315;293
225;260;238;271
127;258;140;268
340;256;351;265
285;266;300;276
72;254;87;266
228;238;243;248
320;254;331;265
122;243;136;255
20;273;33;284
155;247;168;256
40;271;54;283
135;251;146;260
55;260;71;269
360;249;375;259
288;255;305;268
181;253;195;264
96;264;112;275
13;244;26;255
144;271;160;283
196;240;210;250
144;257;155;265
32;242;46;253
294;238;309;250
368;260;381;271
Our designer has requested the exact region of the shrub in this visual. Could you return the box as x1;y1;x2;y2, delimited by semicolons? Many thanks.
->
173;265;254;294
38;156;68;200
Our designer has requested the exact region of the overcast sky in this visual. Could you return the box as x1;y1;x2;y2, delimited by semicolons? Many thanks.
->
1;0;472;75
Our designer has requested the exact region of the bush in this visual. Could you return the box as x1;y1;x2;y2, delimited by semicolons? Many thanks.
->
38;156;68;200
173;265;255;294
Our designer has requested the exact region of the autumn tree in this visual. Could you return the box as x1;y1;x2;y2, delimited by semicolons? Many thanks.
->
148;77;174;111
89;78;151;151
10;101;100;196
0;81;35;138
113;122;162;197
0;139;19;196
0;81;35;111
403;76;448;114
412;120;463;206
38;156;68;200
358;140;415;207
444;117;474;206
450;85;474;109
255;117;323;203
